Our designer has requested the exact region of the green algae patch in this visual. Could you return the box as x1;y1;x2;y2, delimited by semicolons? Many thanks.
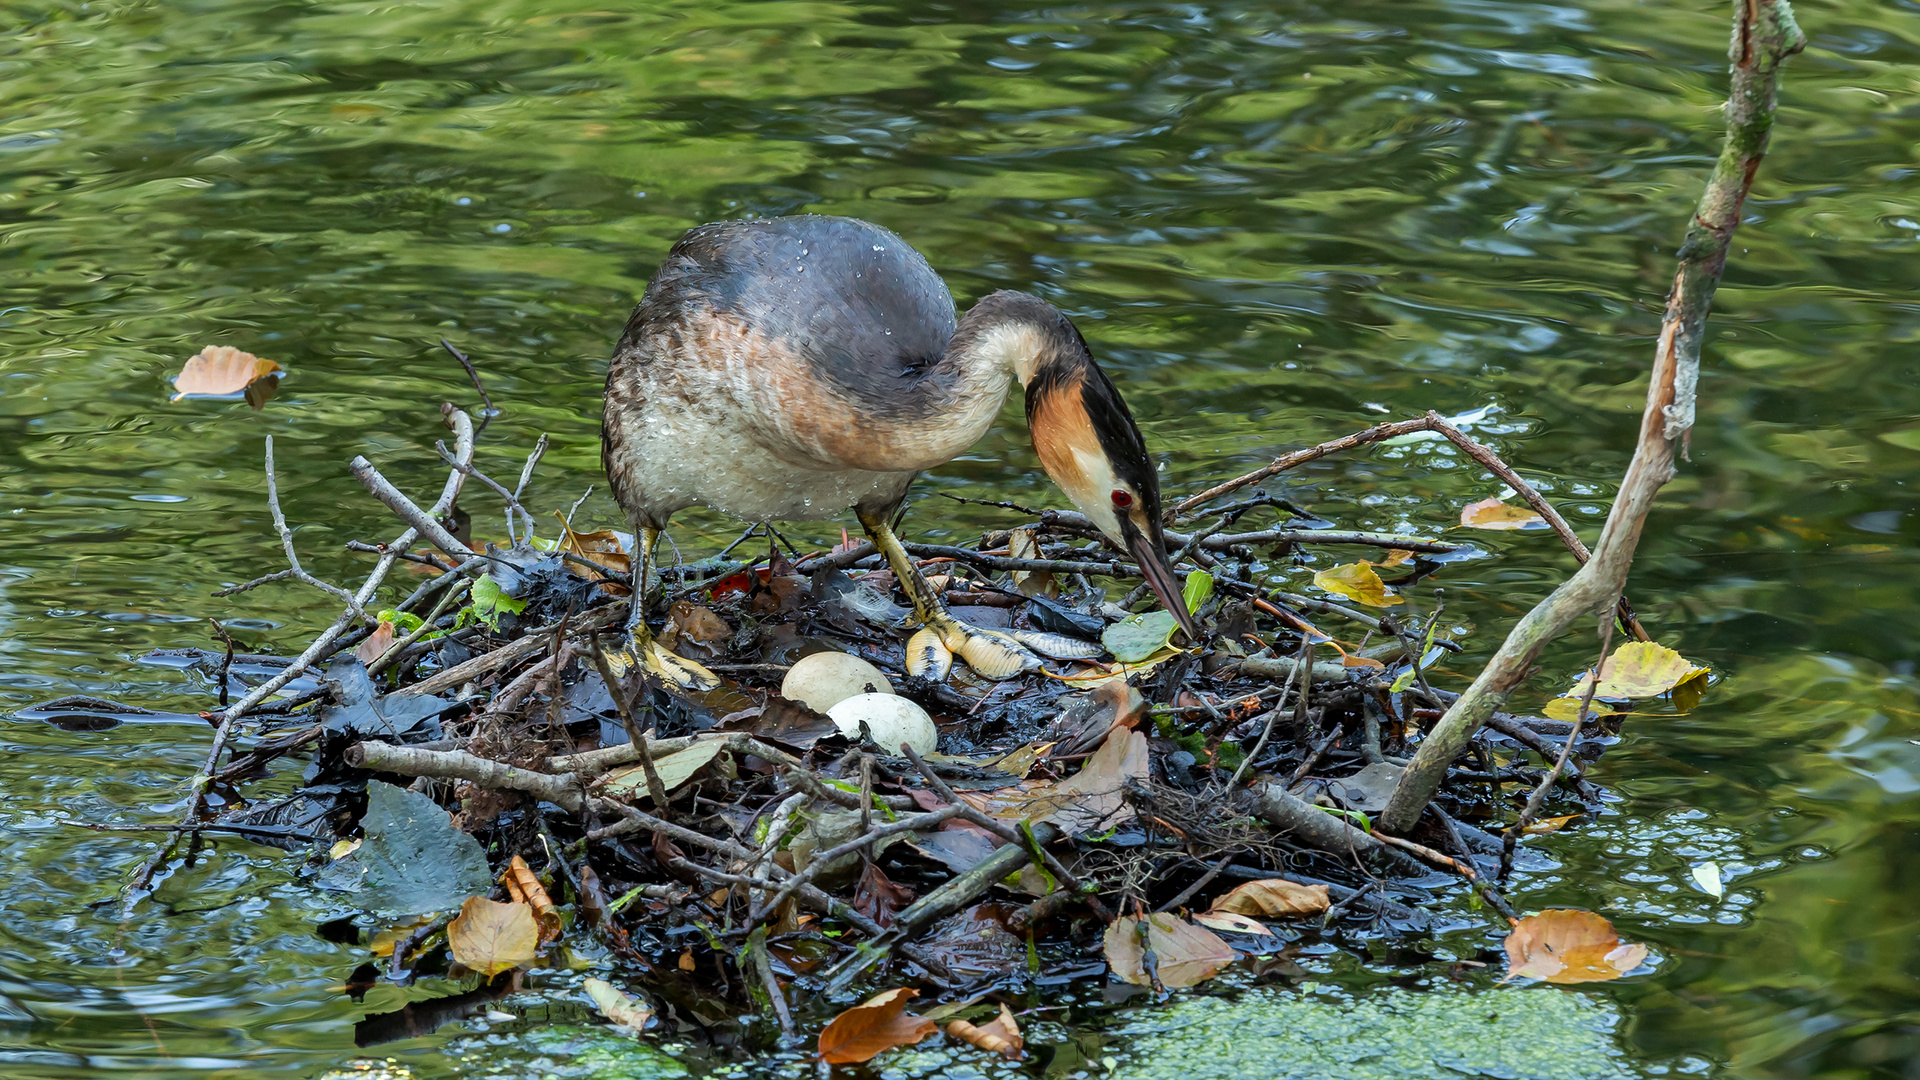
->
1105;984;1636;1080
451;1024;690;1080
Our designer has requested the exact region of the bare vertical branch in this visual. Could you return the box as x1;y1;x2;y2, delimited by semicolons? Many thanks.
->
1379;0;1805;834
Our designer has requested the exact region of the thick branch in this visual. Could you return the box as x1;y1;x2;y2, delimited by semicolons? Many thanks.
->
1379;0;1803;833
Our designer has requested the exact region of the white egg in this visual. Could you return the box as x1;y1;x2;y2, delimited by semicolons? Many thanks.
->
826;693;938;757
779;651;894;713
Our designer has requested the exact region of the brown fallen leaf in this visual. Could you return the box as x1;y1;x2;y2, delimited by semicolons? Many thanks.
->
946;1002;1023;1059
668;600;730;644
583;977;653;1031
972;726;1148;837
1206;877;1330;919
500;855;562;942
553;512;630;591
447;896;539;976
1503;909;1649;984
1103;913;1237;988
1459;497;1546;530
852;860;914;929
1312;562;1403;608
354;620;396;666
1569;641;1708;700
817;987;938;1064
171;346;284;409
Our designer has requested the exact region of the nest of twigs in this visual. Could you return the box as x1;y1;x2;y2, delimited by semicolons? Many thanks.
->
87;393;1620;1062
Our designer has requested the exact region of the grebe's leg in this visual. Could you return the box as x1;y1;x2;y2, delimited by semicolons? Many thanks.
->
856;509;1036;681
606;525;720;692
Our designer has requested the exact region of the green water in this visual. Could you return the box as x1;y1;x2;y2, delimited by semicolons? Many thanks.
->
2;0;1918;1075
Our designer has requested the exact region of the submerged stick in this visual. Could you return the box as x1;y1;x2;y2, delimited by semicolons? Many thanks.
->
1380;0;1804;833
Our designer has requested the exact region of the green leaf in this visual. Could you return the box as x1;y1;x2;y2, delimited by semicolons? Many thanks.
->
468;573;527;629
1182;570;1214;615
1102;610;1179;663
377;609;426;635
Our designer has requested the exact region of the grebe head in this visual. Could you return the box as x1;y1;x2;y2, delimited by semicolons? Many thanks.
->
964;292;1196;639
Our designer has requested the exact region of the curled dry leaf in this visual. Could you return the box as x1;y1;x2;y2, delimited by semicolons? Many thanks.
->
1103;913;1236;989
171;346;284;409
584;977;653;1031
1503;909;1649;984
500;855;562;942
817;987;938;1064
1570;641;1708;699
946;1002;1023;1060
974;726;1147;837
1207;877;1330;919
553;512;630;590
447;896;539;976
1459;497;1546;530
354;621;396;666
1311;562;1402;608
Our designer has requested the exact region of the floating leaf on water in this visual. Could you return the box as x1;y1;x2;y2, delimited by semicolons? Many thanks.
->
1103;913;1236;988
1459;497;1546;530
1690;862;1724;898
1503;909;1649;984
1103;610;1180;662
1312;562;1402;608
817;987;938;1064
1522;813;1584;836
1206;877;1330;919
334;781;493;916
1378;548;1417;567
583;977;653;1031
1881;428;1920;452
170;346;284;409
1570;641;1708;699
447;896;539;976
945;1002;1024;1059
1541;696;1619;723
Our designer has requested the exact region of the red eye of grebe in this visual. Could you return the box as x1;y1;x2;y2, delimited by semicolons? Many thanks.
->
1110;490;1133;508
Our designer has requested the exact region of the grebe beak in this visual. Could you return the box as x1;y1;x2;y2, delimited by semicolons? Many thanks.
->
1117;512;1200;641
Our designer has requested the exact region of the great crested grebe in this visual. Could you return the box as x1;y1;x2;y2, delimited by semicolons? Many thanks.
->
602;214;1195;689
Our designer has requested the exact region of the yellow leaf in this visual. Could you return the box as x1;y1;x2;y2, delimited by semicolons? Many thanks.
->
1312;562;1402;608
583;977;653;1031
447;896;539;976
1541;697;1619;723
1503;909;1648;984
1522;813;1584;836
1459;497;1546;530
1378;548;1416;567
1570;641;1708;699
